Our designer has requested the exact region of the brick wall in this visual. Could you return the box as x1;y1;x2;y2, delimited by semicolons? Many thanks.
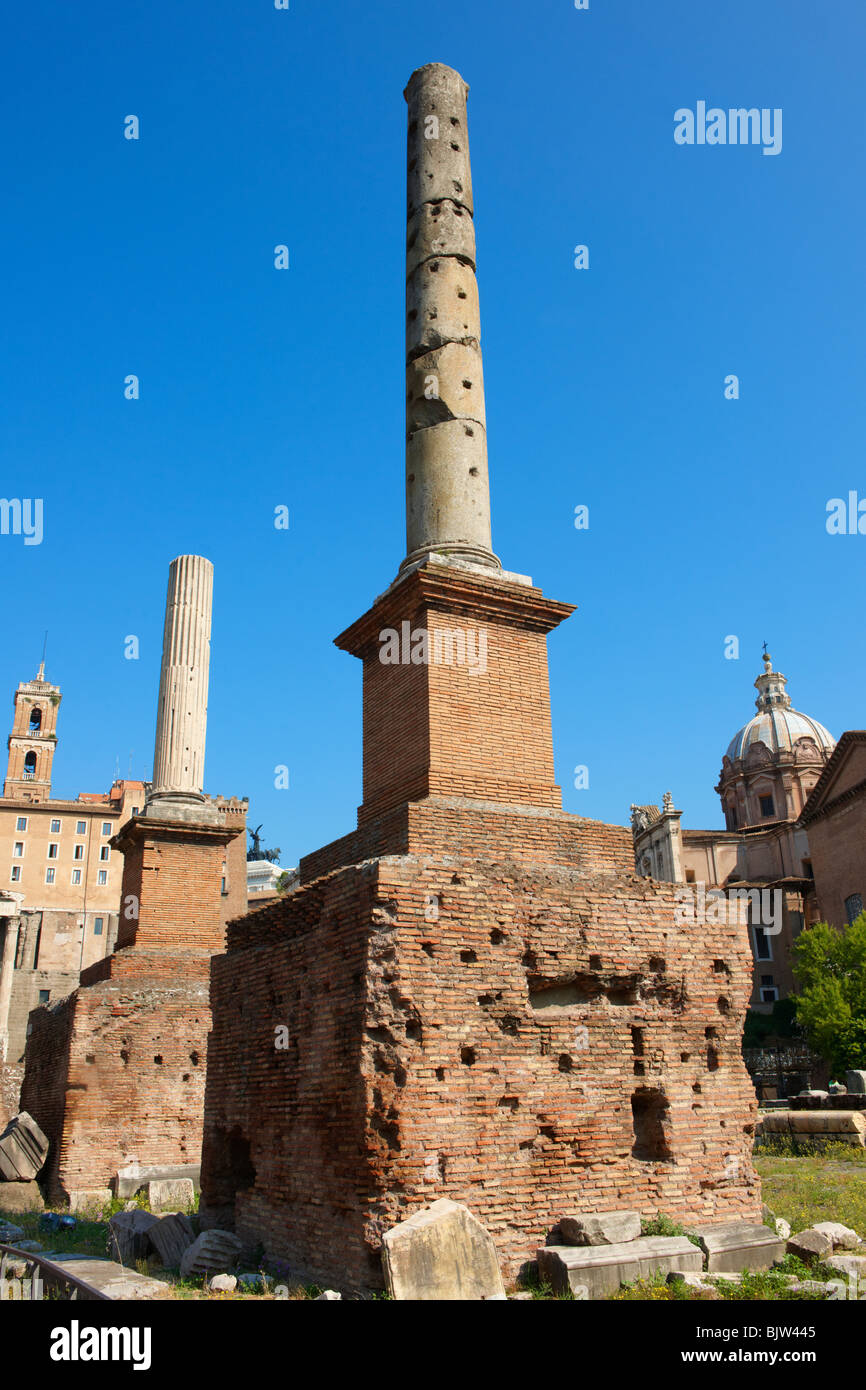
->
202;840;761;1291
20;813;245;1199
19;995;75;1192
300;796;634;885
807;791;866;929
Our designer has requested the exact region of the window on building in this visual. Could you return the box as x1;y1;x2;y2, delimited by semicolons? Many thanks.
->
48;843;58;859
73;844;84;860
132;805;140;815
759;795;775;819
760;985;779;1003
221;876;228;896
94;917;104;935
45;867;55;884
76;820;86;835
802;858;814;880
50;818;61;833
753;927;773;962
71;869;82;885
846;893;864;926
102;822;111;836
99;846;110;862
684;868;696;884
38;989;50;1005
16;816;27;832
13;842;23;857
97;870;107;886
10;866;21;882
23;751;37;779
29;707;42;732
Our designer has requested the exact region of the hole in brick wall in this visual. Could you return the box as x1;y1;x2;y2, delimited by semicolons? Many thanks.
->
450;116;459;125
457;290;467;299
634;1061;646;1076
522;950;538;969
408;309;418;320
693;1081;702;1093
463;379;472;388
539;1124;556;1141
460;949;477;963
464;426;474;436
589;955;602;970
705;1028;718;1040
713;960;730;974
717;997;731;1014
631;1026;645;1056
707;1047;719;1072
154;1055;163;1065
422;942;435;957
631;1088;673;1161
430;261;439;272
519;1138;534;1150
120;1049;129;1065
558;1054;573;1073
451;874;462;884
451;142;460;150
477;994;495;1006
394;1064;407;1087
460;1046;476;1066
182;1073;190;1082
469;467;478;476
649;956;666;973
85;1054;95;1065
406;1020;422;1043
681;1052;691;1062
497;1016;520;1036
435;1066;446;1081
205;1125;256;1209
498;1096;519;1111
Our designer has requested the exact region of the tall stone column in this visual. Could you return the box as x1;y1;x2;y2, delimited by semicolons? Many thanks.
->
148;555;214;819
0;901;22;1063
402;63;500;573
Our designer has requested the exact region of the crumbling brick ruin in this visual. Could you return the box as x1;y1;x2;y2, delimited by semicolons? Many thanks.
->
21;557;247;1201
199;63;762;1291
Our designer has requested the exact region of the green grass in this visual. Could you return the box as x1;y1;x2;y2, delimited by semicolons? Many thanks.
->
755;1148;866;1240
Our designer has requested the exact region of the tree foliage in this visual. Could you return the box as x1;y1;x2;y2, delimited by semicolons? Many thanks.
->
792;913;866;1076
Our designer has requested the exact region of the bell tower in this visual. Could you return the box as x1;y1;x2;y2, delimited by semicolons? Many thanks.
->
4;661;61;802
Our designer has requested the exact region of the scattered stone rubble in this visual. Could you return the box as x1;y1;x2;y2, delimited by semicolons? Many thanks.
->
378;1199;866;1301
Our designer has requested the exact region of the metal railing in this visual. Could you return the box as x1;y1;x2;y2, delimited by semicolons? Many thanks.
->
0;1242;110;1301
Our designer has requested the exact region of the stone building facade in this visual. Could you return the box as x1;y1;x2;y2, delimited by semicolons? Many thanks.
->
0;660;147;1122
631;653;836;1011
799;731;866;931
199;64;761;1292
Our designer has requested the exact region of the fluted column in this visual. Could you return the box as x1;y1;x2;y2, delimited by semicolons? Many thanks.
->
402;63;500;573
0;906;21;1063
149;555;213;812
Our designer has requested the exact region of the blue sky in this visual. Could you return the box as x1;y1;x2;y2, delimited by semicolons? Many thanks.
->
2;0;863;867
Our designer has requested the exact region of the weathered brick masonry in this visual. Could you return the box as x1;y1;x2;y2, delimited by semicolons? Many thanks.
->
201;554;761;1290
202;846;761;1290
21;809;245;1200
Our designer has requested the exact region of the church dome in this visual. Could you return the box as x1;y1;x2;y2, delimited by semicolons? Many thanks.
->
724;652;835;764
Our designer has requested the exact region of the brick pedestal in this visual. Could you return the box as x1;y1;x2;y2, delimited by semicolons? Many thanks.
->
21;813;244;1201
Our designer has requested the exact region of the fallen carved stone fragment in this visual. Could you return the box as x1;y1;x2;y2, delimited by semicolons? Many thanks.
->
0;1113;49;1181
179;1229;243;1279
381;1199;505;1301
